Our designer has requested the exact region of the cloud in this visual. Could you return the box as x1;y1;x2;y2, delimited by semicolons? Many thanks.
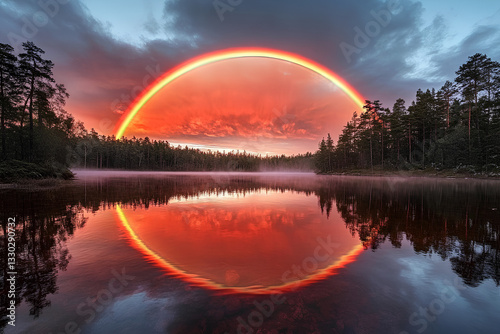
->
160;0;441;100
143;14;160;35
429;25;500;83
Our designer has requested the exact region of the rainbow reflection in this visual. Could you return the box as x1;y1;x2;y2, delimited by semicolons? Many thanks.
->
115;190;366;294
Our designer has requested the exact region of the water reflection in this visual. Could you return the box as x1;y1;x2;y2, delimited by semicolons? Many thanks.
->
1;172;499;333
116;189;363;293
0;193;87;329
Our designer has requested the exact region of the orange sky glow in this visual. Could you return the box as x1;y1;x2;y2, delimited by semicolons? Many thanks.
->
121;57;362;155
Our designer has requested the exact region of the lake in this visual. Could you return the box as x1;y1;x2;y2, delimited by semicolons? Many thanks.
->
1;171;500;334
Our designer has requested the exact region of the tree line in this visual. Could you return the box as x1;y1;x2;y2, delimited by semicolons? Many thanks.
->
68;130;313;172
316;53;500;174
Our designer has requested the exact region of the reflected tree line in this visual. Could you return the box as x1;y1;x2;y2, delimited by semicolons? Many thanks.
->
317;178;500;287
1;176;499;329
0;191;87;329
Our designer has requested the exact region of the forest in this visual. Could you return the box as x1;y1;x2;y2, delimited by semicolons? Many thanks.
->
316;53;500;174
1;41;500;180
66;130;314;172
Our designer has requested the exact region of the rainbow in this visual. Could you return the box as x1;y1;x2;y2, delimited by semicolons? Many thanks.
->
114;48;365;139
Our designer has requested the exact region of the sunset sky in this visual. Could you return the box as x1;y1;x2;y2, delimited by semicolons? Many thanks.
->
1;0;499;154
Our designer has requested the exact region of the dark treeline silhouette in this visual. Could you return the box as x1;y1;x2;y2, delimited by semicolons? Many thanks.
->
0;41;80;178
4;41;500;177
69;130;314;172
316;53;500;174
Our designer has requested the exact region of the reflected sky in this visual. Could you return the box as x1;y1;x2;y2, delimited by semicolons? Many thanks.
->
116;189;362;292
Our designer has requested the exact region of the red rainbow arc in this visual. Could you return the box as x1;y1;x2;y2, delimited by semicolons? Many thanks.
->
114;47;365;139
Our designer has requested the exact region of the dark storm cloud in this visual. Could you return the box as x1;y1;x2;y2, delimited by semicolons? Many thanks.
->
161;0;500;104
160;0;442;103
0;0;201;132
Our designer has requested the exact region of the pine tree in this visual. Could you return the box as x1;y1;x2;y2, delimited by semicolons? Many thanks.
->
390;98;406;164
315;137;328;172
0;43;18;159
18;41;56;161
326;133;334;171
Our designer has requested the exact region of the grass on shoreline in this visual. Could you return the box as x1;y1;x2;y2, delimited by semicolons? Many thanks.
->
0;160;74;184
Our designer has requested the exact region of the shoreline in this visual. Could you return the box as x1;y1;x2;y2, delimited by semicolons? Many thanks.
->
318;169;500;180
0;178;74;190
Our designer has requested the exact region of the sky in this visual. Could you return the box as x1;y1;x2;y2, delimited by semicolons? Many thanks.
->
1;0;500;155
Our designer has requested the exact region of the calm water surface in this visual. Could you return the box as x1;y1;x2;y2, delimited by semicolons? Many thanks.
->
1;171;500;334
